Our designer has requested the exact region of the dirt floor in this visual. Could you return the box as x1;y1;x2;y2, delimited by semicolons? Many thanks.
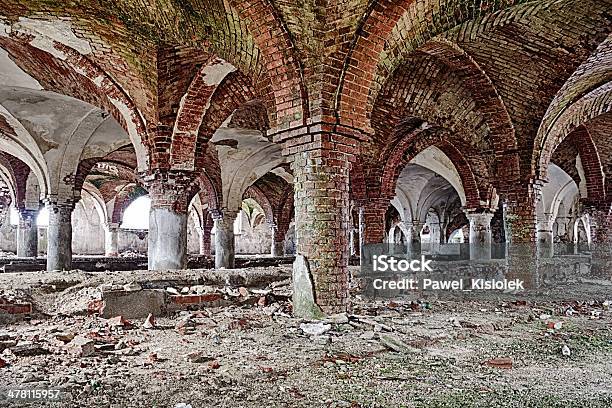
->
0;266;611;408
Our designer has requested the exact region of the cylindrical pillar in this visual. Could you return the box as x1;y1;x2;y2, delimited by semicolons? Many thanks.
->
146;171;192;270
429;222;441;255
47;202;73;272
17;208;38;257
214;211;237;268
466;212;494;260
104;223;119;257
408;221;423;256
269;223;285;257
536;214;554;258
292;146;351;315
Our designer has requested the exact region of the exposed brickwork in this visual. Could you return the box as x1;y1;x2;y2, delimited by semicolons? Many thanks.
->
360;198;390;245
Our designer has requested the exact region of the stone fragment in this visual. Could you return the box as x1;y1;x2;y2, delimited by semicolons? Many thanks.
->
67;336;95;357
100;289;166;319
107;315;131;327
300;322;332;336
143;314;156;329
379;334;419;353
123;282;142;292
292;255;324;319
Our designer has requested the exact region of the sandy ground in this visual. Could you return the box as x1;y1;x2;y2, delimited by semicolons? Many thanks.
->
0;266;611;408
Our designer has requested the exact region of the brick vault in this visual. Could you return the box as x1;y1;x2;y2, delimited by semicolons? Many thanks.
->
0;0;610;316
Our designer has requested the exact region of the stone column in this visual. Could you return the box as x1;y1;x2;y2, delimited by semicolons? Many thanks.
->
198;224;212;256
17;208;38;257
465;212;494;260
588;207;611;276
270;223;285;257
46;202;74;272
103;223;120;257
214;210;237;268
146;171;192;271
407;221;423;256
536;213;554;258
428;222;441;255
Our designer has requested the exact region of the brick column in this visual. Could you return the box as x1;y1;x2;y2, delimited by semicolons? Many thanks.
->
536;213;554;258
360;198;389;245
465;211;494;260
503;182;540;287
276;124;361;317
145;171;193;270
214;210;237;268
16;208;38;258
198;223;212;256
103;222;120;257
46;201;74;272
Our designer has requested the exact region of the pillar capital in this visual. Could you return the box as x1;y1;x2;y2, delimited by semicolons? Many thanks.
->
269;120;368;158
142;169;197;213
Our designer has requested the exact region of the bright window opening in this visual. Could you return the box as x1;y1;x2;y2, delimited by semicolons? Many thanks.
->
9;206;49;227
121;196;150;229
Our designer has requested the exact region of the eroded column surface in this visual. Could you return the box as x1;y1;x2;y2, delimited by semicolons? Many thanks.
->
104;223;119;257
292;144;352;316
429;222;441;255
17;208;38;257
146;172;192;270
503;185;539;287
214;211;237;268
408;221;423;256
466;212;494;260
46;202;73;272
588;207;611;276
270;224;285;257
536;214;554;258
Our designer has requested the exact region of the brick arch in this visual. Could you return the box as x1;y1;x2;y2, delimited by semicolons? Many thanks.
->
371;51;495;154
194;154;223;213
334;0;527;131
446;212;469;242
0;37;148;170
379;127;482;209
230;0;308;129
193;71;259;171
243;185;274;224
169;57;235;171
533;34;612;180
110;183;147;225
0;152;31;210
419;39;517;156
536;82;612;181
568;126;606;206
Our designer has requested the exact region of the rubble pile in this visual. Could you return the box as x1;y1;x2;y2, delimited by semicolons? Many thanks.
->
0;267;610;407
